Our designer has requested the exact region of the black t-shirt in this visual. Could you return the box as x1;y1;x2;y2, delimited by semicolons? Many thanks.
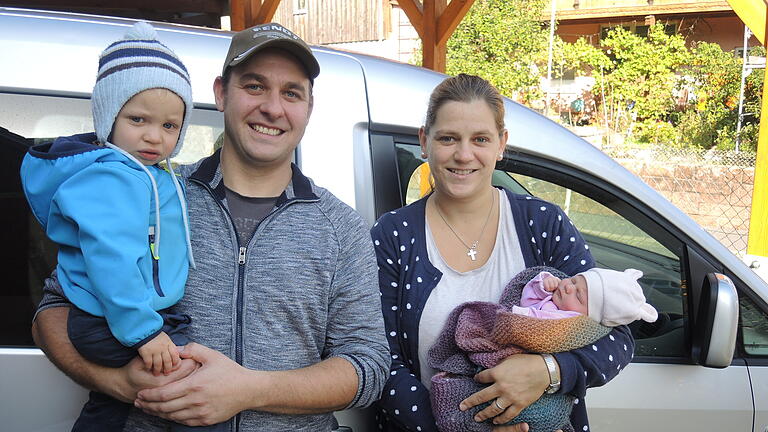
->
224;186;278;245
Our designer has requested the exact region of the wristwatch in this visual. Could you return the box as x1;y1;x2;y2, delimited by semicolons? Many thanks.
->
541;353;561;394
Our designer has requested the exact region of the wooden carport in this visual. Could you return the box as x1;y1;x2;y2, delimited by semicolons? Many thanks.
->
226;0;476;72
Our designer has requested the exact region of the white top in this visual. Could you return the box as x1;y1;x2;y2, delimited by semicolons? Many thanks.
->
418;189;526;388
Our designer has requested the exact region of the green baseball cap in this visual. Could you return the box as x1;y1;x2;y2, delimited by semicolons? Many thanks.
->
223;23;320;83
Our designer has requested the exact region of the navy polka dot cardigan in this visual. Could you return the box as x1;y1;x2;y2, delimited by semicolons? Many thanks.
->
370;188;635;432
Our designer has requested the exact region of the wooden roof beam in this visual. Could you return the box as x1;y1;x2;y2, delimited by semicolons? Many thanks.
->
437;0;474;46
253;0;281;24
230;0;282;31
397;0;476;72
397;0;425;38
555;1;732;21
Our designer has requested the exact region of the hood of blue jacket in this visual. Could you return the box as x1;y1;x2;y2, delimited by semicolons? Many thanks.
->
21;132;142;228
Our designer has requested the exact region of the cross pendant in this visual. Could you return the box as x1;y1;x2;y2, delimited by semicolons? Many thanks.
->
467;247;477;261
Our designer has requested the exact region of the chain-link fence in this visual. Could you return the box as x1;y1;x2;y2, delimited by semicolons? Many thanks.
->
601;144;756;255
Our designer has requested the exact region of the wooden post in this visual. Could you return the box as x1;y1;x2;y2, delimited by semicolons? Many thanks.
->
254;0;282;23
436;0;476;46
423;0;447;72
229;0;282;31
397;0;476;72
230;0;247;31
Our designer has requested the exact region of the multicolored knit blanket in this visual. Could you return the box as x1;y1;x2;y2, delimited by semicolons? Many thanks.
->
428;266;612;432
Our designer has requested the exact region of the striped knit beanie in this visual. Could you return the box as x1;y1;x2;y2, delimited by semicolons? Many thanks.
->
92;21;192;158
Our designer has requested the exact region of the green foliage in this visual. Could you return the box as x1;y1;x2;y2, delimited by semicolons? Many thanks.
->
736;46;764;151
442;3;763;152
672;42;763;151
598;24;691;121
675;110;716;149
634;119;678;146
445;0;550;102
554;37;611;78
588;26;760;151
681;42;741;149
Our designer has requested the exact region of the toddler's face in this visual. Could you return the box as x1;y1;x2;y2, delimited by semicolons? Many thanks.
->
111;88;184;166
551;274;588;315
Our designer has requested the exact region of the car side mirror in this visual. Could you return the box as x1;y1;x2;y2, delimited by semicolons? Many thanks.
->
691;273;738;368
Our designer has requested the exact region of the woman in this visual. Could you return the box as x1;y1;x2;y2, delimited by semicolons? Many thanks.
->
371;74;634;432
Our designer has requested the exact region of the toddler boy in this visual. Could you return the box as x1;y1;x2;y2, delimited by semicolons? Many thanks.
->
21;21;200;431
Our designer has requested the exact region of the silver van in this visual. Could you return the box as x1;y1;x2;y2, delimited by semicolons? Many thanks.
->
1;8;767;432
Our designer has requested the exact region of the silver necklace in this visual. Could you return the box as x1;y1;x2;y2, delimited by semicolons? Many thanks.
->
434;190;496;261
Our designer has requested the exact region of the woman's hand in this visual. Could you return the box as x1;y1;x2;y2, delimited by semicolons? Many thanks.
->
493;423;530;432
493;425;563;432
459;353;550;425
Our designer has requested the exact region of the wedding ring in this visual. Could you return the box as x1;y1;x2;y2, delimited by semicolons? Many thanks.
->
494;398;505;410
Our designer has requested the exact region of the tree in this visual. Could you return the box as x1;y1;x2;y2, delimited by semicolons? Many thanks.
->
678;42;763;151
598;24;691;124
445;0;550;102
444;5;761;151
554;37;611;78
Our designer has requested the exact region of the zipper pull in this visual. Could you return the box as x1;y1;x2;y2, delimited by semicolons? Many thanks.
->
238;246;246;265
148;226;158;260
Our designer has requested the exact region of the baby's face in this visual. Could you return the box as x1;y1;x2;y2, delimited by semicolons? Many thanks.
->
551;274;588;315
111;88;184;165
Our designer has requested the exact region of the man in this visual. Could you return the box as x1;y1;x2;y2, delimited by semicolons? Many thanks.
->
31;23;390;431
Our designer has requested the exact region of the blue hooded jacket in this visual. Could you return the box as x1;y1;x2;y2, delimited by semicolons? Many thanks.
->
21;132;191;347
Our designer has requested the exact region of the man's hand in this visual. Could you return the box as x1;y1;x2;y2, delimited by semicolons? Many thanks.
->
134;343;253;426
115;354;197;403
31;306;196;404
459;354;550;425
137;331;181;376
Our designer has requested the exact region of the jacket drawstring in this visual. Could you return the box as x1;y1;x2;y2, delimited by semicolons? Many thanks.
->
166;159;196;268
104;143;162;260
103;144;195;268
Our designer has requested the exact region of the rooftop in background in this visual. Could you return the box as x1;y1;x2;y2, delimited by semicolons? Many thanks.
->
553;0;733;23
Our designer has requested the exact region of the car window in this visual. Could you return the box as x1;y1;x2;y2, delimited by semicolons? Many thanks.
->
740;294;768;356
393;141;687;358
0;92;222;165
0;92;223;347
396;143;529;205
508;172;686;357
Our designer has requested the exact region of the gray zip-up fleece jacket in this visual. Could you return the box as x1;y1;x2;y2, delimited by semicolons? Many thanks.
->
37;150;390;431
